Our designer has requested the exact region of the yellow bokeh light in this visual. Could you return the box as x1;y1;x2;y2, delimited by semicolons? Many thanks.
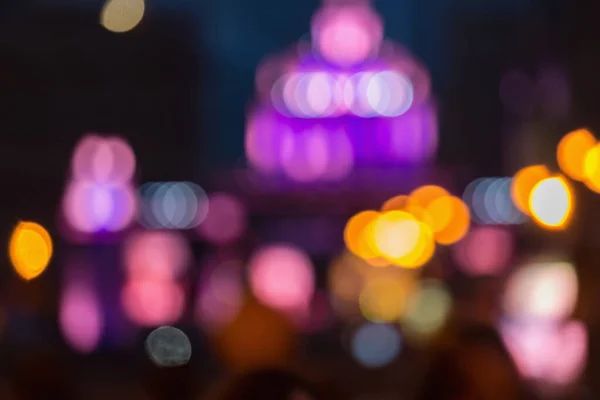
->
428;196;470;245
359;275;417;322
370;211;420;260
511;165;551;215
583;144;600;193
557;129;596;182
528;176;573;230
101;0;145;33
9;222;53;280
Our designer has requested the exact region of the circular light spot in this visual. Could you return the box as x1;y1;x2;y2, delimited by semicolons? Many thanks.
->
511;165;551;215
351;323;401;368
9;222;53;280
248;245;315;311
529;176;573;230
557;129;596;182
504;261;578;321
101;0;145;33
145;326;192;367
401;280;452;340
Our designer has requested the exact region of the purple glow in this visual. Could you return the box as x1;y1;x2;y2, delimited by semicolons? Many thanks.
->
62;181;137;234
245;3;437;180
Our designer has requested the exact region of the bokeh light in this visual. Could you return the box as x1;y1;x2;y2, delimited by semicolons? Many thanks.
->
60;278;103;354
344;210;383;262
101;0;145;33
139;182;209;230
72;135;136;184
311;3;383;67
62;181;137;234
358;274;417;322
511;165;551;215
528;176;573;230
557;129;596;182
427;195;470;245
145;326;192;367
249;244;315;312
583;143;600;192
501;319;588;387
9;221;53;280
122;279;186;327
401;279;452;341
123;231;191;280
453;226;514;276
351;323;402;368
503;261;578;322
463;177;525;225
197;193;246;245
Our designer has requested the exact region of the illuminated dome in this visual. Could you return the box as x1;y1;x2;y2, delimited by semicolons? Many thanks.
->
245;0;438;182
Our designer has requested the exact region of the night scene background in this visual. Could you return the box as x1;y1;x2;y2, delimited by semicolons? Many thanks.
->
0;0;599;399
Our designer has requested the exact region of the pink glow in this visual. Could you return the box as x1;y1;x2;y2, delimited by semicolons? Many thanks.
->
312;4;383;66
197;193;247;245
501;320;587;386
59;279;104;353
122;279;185;327
245;109;282;173
62;181;137;233
453;227;514;276
123;231;191;280
72;134;136;184
249;244;315;311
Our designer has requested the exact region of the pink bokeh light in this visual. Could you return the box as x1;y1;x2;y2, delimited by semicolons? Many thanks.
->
197;193;247;245
501;320;587;386
72;134;136;184
312;4;383;66
62;181;137;234
121;279;185;327
59;279;104;354
453;226;514;276
249;244;315;311
123;230;191;280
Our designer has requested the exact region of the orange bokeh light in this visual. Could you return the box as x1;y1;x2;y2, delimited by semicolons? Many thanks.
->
511;165;551;215
344;210;381;261
428;196;470;245
408;185;449;209
557;129;596;182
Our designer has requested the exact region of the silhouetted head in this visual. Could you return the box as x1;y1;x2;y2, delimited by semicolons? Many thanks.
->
215;368;322;400
417;324;528;400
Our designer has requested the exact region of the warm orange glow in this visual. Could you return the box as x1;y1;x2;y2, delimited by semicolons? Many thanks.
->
408;185;449;209
369;211;420;260
557;129;596;182
511;165;551;215
428;196;470;245
529;175;573;230
344;210;381;260
381;195;410;212
9;222;53;280
584;144;600;193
